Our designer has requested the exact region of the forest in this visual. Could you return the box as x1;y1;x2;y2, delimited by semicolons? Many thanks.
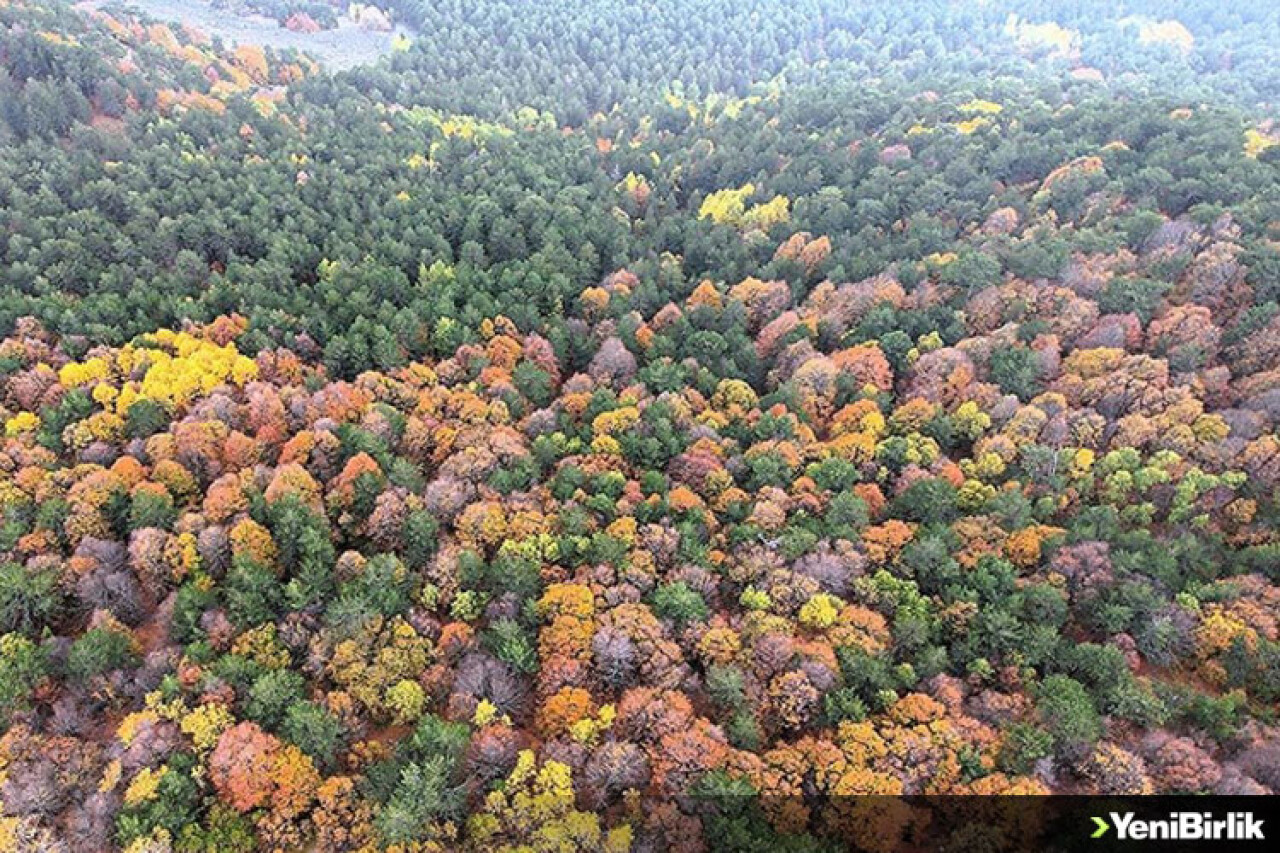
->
1;0;1279;850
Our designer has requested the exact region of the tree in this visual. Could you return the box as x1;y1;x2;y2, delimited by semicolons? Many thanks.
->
0;561;62;636
67;624;136;680
1035;675;1102;761
649;582;709;628
0;634;48;726
209;722;282;813
374;757;456;846
989;346;1041;400
245;669;306;730
209;721;319;818
281;701;344;769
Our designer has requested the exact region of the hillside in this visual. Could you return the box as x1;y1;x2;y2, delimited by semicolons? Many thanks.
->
1;1;1279;850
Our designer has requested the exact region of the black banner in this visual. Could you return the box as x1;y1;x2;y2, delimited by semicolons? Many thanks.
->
680;795;1279;853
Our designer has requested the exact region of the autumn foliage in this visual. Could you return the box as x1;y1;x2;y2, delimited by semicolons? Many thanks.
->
2;0;1280;849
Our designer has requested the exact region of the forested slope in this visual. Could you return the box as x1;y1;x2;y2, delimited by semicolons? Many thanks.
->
1;1;1279;850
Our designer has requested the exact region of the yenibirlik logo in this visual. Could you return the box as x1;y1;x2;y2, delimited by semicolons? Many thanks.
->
1092;812;1265;842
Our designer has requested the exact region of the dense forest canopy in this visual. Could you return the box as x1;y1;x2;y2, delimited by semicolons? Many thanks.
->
1;0;1279;850
2;0;1279;364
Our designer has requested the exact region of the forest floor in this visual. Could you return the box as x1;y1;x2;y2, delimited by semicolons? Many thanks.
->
80;0;415;70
